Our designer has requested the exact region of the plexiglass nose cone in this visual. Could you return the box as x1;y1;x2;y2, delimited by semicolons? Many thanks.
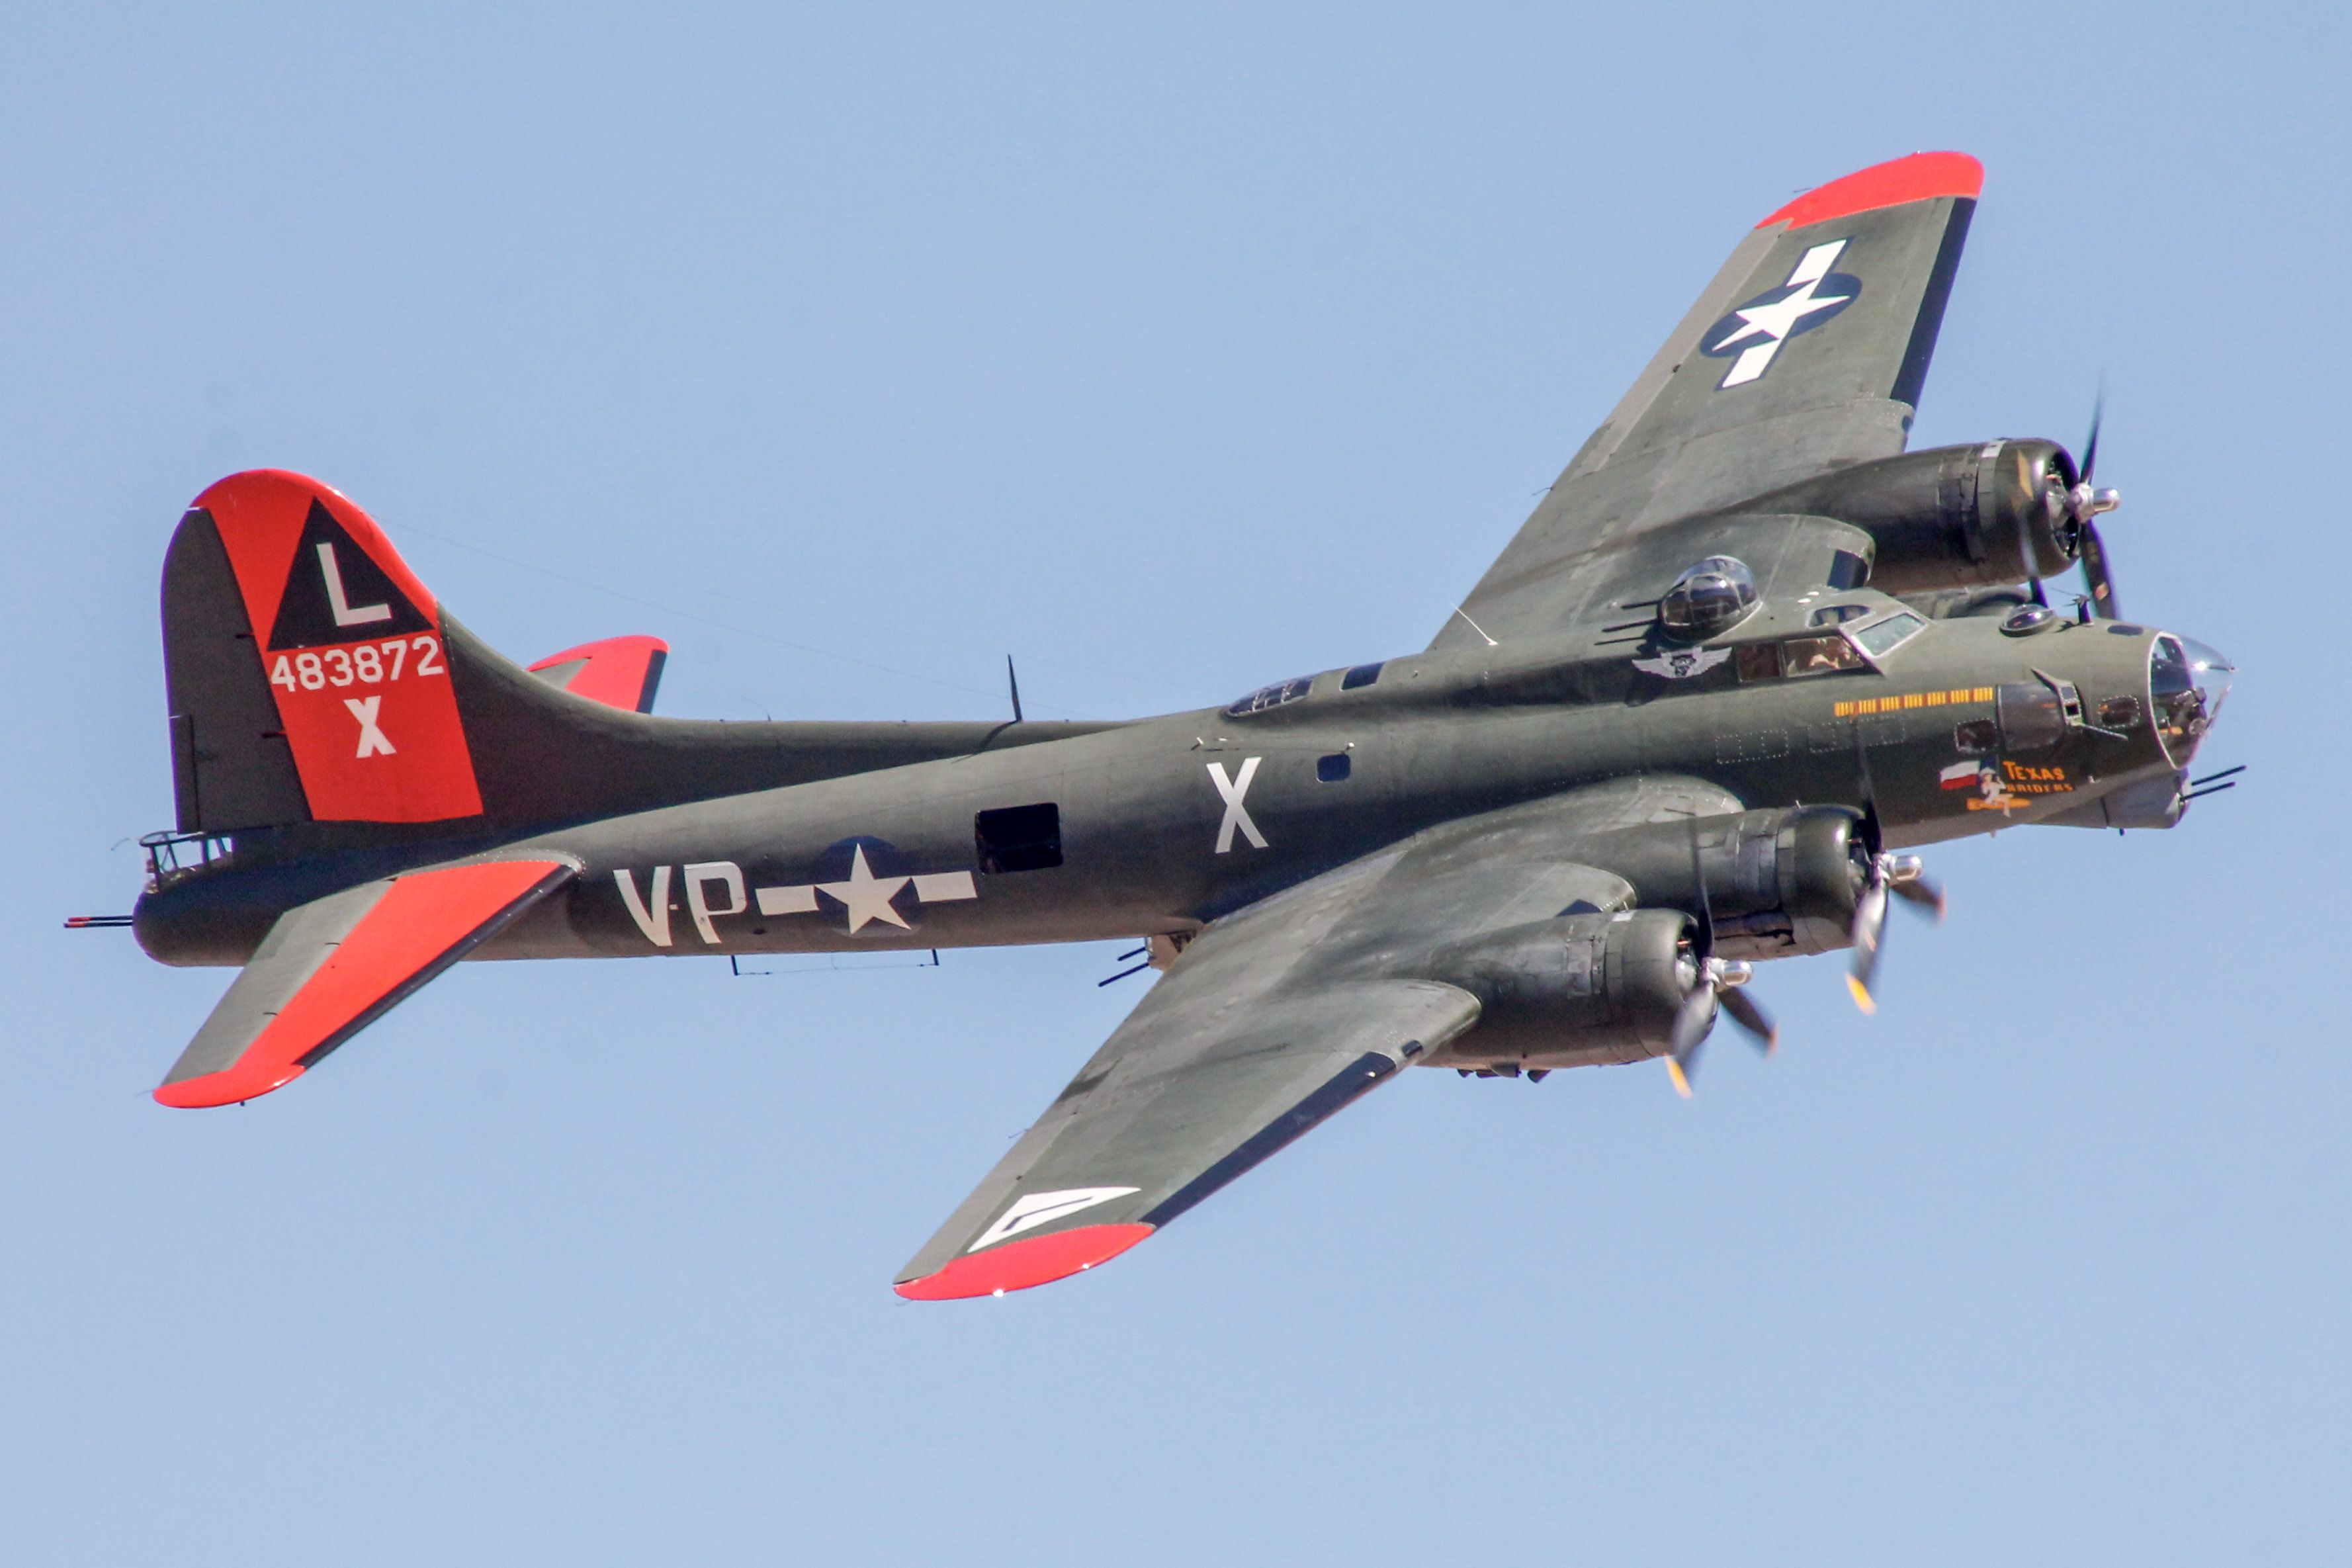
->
2151;634;2234;765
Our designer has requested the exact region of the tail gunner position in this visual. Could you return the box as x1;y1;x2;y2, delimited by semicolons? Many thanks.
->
115;153;2234;1298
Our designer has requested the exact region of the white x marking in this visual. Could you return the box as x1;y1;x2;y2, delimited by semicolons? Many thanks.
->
1207;756;1268;853
345;695;396;758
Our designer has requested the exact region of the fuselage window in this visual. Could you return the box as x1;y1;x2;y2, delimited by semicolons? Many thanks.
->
1953;719;1999;755
1735;643;1783;682
975;803;1063;873
1225;676;1313;717
1317;752;1352;783
1808;603;1870;627
1340;662;1385;691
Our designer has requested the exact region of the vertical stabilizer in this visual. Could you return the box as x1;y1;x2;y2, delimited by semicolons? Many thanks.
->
163;470;484;832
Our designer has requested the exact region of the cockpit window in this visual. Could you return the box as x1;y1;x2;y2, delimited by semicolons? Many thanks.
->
1849;610;1927;661
1225;676;1313;717
1781;634;1864;677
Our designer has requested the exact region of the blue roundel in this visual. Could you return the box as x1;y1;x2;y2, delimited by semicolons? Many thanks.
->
1700;272;1863;362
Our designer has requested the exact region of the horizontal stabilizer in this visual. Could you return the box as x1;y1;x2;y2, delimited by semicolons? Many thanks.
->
528;635;668;714
153;857;576;1108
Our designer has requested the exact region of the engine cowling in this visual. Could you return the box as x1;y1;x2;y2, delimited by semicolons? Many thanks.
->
1700;805;1869;958
1591;805;1869;959
1747;439;2080;593
1420;908;1699;1069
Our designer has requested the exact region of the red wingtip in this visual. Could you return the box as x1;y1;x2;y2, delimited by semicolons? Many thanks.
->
893;1223;1154;1301
153;1064;305;1109
1757;152;1983;230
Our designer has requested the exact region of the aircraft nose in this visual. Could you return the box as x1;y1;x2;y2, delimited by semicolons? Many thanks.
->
2150;632;2234;765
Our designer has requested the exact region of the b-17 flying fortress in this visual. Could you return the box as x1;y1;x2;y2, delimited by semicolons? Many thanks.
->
112;153;2232;1298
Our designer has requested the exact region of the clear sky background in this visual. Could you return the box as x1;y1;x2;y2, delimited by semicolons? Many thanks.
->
4;5;2345;1563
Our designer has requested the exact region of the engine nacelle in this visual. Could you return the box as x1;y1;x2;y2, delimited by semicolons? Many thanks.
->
1420;909;1698;1069
1592;805;1868;960
1698;805;1868;958
1747;439;2080;593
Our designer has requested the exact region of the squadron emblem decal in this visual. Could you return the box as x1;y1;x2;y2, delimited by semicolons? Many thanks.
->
1632;647;1732;680
1701;239;1860;387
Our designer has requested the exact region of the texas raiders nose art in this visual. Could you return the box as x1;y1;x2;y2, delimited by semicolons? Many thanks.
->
1702;239;1861;387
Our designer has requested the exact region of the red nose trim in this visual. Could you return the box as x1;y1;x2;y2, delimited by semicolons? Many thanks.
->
894;1223;1154;1300
1758;152;1982;230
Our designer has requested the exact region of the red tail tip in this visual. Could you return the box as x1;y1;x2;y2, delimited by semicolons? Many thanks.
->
1758;152;1983;230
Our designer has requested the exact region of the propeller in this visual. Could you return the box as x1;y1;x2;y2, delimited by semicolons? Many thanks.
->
1845;852;1945;1014
2068;394;2123;618
1667;958;1777;1098
1666;815;1780;1097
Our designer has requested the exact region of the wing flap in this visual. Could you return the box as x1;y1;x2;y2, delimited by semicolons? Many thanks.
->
153;857;576;1108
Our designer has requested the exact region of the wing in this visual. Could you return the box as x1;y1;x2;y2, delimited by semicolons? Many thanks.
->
152;857;576;1107
893;776;1737;1299
1436;152;1982;652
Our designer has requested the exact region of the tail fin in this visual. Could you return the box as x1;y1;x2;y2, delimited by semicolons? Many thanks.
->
165;470;482;831
162;469;1113;844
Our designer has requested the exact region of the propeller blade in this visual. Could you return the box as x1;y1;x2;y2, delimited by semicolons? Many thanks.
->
1720;986;1777;1056
2079;517;2119;620
2079;391;2104;487
1890;874;1946;921
1847;881;1888;1014
1671;982;1718;1057
1667;975;1718;1098
1883;855;1945;922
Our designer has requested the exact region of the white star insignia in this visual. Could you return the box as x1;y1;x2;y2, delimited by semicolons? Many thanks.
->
1708;278;1853;355
1708;238;1856;388
817;844;912;932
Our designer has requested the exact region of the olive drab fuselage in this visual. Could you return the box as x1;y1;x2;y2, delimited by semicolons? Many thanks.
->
137;597;2194;972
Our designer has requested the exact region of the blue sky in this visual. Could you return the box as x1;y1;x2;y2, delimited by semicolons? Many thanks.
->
5;5;2346;1563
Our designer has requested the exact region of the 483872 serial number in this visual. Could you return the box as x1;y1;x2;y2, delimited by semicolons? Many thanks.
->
268;635;445;692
